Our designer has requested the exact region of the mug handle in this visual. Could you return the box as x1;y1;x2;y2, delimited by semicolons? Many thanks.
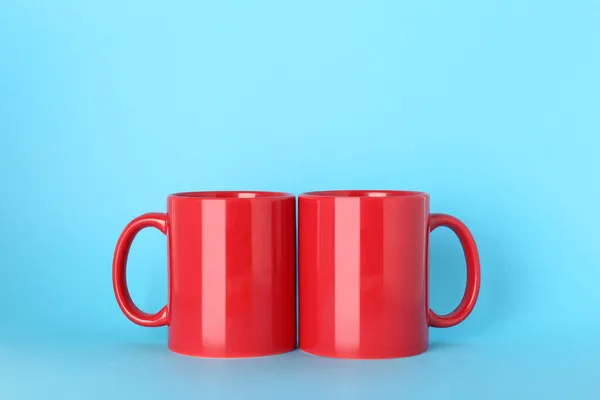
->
112;212;169;327
428;213;481;328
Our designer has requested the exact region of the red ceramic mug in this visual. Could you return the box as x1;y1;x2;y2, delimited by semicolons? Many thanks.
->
298;190;480;359
112;191;297;358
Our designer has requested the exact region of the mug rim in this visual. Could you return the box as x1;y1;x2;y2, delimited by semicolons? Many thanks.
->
299;190;428;199
169;190;294;200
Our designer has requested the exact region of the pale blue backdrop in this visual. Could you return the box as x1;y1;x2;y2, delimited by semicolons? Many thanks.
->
1;1;599;398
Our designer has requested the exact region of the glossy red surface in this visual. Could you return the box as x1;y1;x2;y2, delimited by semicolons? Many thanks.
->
112;191;297;358
298;190;480;359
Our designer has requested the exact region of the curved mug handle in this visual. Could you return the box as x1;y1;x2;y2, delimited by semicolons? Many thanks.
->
112;212;169;327
428;213;481;328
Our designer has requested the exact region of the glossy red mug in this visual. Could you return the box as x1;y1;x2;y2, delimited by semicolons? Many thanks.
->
112;191;297;358
298;190;480;359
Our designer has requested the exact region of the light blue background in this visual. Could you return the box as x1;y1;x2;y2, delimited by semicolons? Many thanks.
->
1;1;599;398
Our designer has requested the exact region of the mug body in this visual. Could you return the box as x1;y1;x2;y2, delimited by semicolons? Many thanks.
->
298;190;430;359
167;191;296;357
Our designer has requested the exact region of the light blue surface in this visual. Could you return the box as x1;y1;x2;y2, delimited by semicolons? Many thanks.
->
1;341;598;399
0;1;599;398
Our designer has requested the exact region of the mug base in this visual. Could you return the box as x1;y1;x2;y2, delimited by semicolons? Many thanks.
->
299;345;428;360
168;345;297;359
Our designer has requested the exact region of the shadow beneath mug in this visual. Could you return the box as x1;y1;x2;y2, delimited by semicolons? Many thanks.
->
427;341;464;352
